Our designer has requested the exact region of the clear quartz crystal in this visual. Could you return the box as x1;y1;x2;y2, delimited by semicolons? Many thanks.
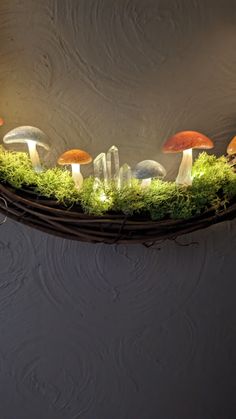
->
106;145;120;186
118;163;132;189
93;152;108;188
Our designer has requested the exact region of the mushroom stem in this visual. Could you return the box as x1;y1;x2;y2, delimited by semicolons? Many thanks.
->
27;140;42;173
71;163;83;190
175;148;193;186
228;155;236;166
141;178;151;188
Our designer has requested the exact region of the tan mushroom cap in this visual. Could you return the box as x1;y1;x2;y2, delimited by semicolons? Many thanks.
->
227;136;236;155
162;130;214;153
58;149;92;165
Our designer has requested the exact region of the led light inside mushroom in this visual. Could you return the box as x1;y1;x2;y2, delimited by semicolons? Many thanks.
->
162;131;214;186
27;140;44;173
58;149;92;190
71;163;83;189
134;160;166;188
3;126;50;173
175;148;193;186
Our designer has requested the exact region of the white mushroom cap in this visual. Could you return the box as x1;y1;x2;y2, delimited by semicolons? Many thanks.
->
134;160;166;180
3;126;50;173
3;126;50;150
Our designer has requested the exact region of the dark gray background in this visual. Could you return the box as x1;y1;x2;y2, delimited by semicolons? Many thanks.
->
0;1;236;418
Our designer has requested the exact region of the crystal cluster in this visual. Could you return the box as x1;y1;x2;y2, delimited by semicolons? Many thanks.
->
93;145;131;189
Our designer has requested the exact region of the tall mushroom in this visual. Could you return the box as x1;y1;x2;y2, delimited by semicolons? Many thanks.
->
134;160;166;187
162;131;214;186
57;149;92;190
226;136;236;165
3;126;50;173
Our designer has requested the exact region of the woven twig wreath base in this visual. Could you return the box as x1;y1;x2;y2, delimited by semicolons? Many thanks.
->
0;182;236;244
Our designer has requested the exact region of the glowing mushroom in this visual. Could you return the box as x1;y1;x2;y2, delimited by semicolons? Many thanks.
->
3;126;50;173
57;149;92;190
162;131;214;186
226;136;236;165
134;160;166;187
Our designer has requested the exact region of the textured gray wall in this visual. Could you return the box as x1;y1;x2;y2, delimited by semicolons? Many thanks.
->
0;1;236;418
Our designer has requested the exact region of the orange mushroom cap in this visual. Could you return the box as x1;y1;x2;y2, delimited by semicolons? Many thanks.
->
227;136;236;155
162;130;214;153
0;117;4;126
58;149;92;165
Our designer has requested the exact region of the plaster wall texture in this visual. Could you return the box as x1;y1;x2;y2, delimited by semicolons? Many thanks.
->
0;1;236;418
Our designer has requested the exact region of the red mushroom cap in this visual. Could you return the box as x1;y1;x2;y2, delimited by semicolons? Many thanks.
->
227;136;236;155
162;131;214;153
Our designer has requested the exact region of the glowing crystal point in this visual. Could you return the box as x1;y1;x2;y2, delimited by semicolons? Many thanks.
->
93;152;108;188
118;163;132;189
106;145;120;186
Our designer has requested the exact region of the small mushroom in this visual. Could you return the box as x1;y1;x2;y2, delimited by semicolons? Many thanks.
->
134;160;166;187
226;136;236;166
57;149;92;190
0;117;4;126
162;131;214;186
3;126;50;173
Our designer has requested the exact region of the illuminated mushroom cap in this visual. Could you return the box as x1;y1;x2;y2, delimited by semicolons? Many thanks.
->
134;160;166;179
227;136;236;155
57;149;92;165
3;126;50;150
162;131;214;153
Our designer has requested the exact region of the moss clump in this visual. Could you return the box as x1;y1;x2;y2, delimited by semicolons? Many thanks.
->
35;168;79;205
78;178;114;215
142;180;179;220
189;153;236;219
192;153;236;202
0;146;236;220
0;146;79;204
112;179;147;216
0;146;37;188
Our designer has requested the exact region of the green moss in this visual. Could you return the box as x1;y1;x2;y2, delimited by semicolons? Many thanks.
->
0;146;79;204
192;152;236;209
79;178;114;215
0;146;37;188
112;179;147;215
142;180;179;220
35;168;79;204
0;146;236;220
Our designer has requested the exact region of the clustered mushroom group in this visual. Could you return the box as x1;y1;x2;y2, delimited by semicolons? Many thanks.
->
0;120;235;191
